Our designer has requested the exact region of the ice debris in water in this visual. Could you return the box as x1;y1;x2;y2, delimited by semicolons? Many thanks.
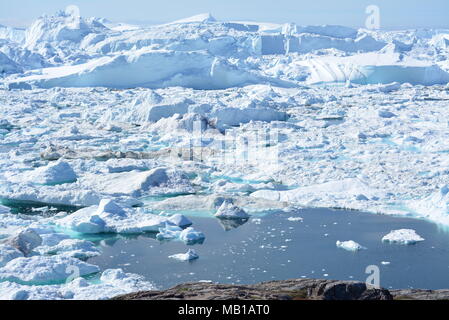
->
169;249;199;262
336;240;367;252
214;200;250;219
56;199;168;234
156;224;206;245
382;229;425;245
179;227;206;245
287;217;303;222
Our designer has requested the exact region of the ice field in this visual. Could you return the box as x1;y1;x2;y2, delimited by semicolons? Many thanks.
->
1;10;449;299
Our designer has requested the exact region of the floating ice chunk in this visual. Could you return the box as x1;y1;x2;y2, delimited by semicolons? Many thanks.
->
0;245;23;267
179;227;205;245
40;239;101;260
96;199;126;217
378;109;397;119
0;255;100;284
167;214;192;228
156;224;182;241
355;194;369;201
56;201;167;234
26;161;77;185
382;229;425;245
0;205;11;214
214;200;250;219
336;240;366;252
169;249;199;262
7;228;42;255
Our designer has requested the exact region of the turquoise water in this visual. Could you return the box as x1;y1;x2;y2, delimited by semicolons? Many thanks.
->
88;208;449;290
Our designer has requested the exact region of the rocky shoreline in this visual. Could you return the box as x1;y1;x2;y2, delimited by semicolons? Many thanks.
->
113;278;449;300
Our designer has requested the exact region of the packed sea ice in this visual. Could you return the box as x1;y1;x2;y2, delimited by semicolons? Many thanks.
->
0;9;449;299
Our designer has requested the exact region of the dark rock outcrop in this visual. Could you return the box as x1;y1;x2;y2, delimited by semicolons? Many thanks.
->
113;279;393;300
391;289;449;300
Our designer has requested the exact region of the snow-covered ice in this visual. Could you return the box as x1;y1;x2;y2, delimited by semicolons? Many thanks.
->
169;249;199;262
336;240;366;252
382;229;425;245
214;200;250;219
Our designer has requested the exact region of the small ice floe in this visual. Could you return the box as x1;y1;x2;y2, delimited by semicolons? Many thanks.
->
214;200;249;219
179;227;205;245
169;249;199;262
287;217;303;222
156;224;183;241
25;161;77;185
156;224;205;245
382;229;425;245
336;240;367;252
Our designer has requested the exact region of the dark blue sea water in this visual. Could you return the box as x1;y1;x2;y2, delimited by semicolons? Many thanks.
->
88;208;449;290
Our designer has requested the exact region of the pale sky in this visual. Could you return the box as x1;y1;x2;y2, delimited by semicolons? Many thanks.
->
0;0;448;29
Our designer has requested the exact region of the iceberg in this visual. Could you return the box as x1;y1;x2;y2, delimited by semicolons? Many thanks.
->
382;229;425;245
11;160;78;185
214;200;250;219
336;240;366;252
168;249;199;262
179;227;206;245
